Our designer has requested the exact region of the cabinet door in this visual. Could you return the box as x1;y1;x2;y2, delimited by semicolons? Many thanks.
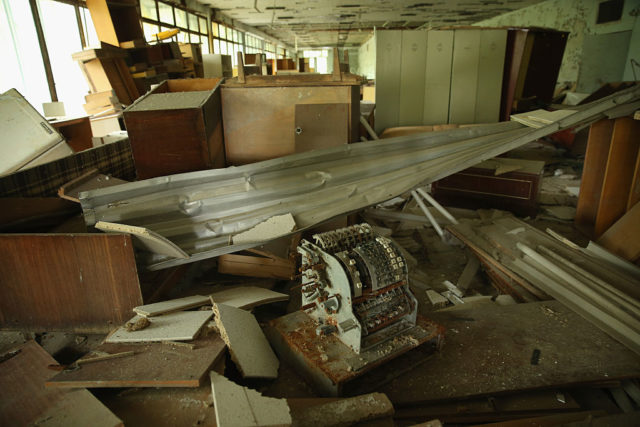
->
294;103;349;153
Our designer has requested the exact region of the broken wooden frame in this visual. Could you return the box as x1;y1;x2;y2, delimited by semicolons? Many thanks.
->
78;84;640;270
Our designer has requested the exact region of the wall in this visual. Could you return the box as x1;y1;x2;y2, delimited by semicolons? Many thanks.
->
475;0;639;92
357;32;376;79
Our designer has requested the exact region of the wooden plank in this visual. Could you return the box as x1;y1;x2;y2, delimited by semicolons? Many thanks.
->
291;393;394;426
594;117;640;237
96;221;189;259
46;334;225;389
575;119;615;234
399;30;427;126
375;30;403;133
0;234;142;332
597;201;640;262
423;30;454;125
627;148;640;210
218;252;295;279
294;103;349;153
0;340;122;426
475;29;507;123
379;301;640;404
105;311;213;343
213;302;279;379
449;29;481;124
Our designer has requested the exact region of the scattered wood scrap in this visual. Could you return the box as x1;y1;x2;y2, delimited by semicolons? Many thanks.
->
106;311;212;343
447;213;640;355
213;302;279;379
218;250;296;279
290;392;394;427
46;334;225;389
0;341;121;426
210;371;291;427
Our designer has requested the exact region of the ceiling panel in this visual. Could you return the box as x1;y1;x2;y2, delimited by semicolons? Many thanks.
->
199;0;544;47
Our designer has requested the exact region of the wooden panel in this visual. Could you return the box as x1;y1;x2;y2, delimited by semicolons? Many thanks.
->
399;30;428;126
597;202;640;262
375;30;403;133
449;30;481;124
0;340;122;426
423;30;454;125
475;29;507;123
575;119;615;233
124;79;224;178
0;234;142;332
222;85;355;165
46;334;226;389
594;118;640;237
295;103;349;153
218;253;295;279
51;116;93;152
86;0;142;46
627;149;640;210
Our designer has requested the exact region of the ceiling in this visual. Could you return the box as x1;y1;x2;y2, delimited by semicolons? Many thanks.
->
198;0;545;48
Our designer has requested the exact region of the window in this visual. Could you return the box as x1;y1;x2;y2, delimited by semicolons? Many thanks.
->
158;2;173;25
188;13;198;32
175;9;187;28
140;0;157;20
0;0;49;112
142;22;159;41
37;0;88;116
79;6;99;48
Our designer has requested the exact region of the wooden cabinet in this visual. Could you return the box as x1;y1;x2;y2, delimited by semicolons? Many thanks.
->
203;54;233;78
123;78;225;179
221;76;360;165
86;0;144;47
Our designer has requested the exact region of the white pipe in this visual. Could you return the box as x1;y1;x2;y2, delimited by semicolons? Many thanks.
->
416;187;458;224
411;190;443;238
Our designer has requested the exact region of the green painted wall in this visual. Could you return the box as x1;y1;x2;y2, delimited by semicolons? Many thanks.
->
357;32;376;79
475;0;639;92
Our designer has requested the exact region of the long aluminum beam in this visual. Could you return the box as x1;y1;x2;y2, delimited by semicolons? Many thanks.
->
80;84;640;270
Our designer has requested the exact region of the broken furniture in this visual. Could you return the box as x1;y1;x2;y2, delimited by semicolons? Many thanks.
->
0;89;73;176
78;84;640;271
72;47;140;106
575;117;640;240
123;78;225;179
50;116;94;153
221;70;361;165
431;157;545;217
85;0;144;48
203;53;233;78
268;223;444;396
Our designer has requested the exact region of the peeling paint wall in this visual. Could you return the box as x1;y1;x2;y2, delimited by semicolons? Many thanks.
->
357;33;377;79
475;0;639;89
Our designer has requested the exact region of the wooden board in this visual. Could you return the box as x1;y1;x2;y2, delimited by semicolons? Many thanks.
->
0;340;122;426
58;168;127;202
379;301;640;404
399;30;427;126
575;119;615;233
218;252;295;279
105;311;212;343
46;333;225;389
449;30;480;124
423;30;454;125
294;103;349;154
134;295;211;317
597;201;640;262
0;234;142;332
213;303;279;379
475;29;507;123
51;116;93;152
375;30;403;133
209;286;289;309
594;117;640;237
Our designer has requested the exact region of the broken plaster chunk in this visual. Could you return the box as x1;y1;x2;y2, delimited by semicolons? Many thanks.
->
210;371;291;427
291;392;393;427
232;213;296;245
125;316;151;332
212;302;279;379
